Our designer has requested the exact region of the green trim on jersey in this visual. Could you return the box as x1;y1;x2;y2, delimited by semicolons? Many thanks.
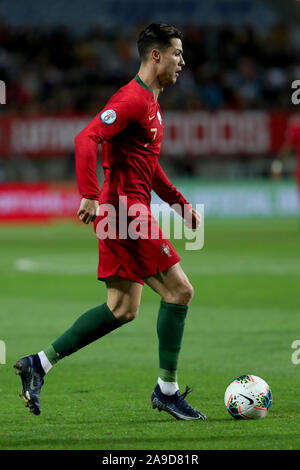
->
134;75;153;94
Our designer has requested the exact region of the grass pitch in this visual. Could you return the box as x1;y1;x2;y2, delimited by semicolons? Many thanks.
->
0;217;299;450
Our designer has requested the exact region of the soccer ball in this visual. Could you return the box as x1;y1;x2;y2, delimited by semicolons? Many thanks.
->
224;374;272;419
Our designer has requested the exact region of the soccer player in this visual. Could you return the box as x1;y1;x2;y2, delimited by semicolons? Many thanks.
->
271;116;300;202
14;23;207;421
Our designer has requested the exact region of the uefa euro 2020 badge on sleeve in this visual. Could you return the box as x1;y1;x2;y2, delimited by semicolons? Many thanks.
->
100;109;117;125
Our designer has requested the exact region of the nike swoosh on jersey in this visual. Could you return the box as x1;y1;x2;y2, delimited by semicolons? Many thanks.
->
148;115;156;120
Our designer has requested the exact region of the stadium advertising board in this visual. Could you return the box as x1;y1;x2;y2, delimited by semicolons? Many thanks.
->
0;181;297;221
0;111;293;157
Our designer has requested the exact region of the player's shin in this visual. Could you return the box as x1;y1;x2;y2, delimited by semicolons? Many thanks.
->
156;300;188;395
38;303;121;373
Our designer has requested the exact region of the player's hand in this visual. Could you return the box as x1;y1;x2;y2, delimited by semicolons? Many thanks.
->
77;198;99;224
184;206;201;229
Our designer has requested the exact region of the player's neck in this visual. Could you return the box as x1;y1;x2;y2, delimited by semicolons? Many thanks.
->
137;68;162;102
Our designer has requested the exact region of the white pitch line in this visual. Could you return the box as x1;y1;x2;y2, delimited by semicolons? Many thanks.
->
14;258;95;275
184;262;300;275
14;256;300;276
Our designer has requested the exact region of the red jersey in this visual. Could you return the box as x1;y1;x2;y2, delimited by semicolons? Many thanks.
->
75;76;189;211
286;121;300;173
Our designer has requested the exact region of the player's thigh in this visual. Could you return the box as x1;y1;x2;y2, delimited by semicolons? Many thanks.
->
144;262;194;306
105;276;143;323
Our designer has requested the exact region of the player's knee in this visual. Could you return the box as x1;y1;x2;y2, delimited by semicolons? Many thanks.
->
115;307;139;324
178;281;194;305
165;281;194;306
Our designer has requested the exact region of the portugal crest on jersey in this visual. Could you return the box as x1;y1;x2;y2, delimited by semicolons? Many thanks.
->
161;243;171;258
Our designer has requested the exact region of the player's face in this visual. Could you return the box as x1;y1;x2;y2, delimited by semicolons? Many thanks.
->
157;38;185;86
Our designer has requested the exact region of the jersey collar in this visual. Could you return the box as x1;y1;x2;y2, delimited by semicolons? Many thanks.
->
134;75;154;95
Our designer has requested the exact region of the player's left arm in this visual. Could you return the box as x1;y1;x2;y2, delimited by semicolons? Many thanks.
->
152;162;201;229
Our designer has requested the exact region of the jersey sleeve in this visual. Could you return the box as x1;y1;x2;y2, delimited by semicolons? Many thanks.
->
75;89;147;199
152;162;191;215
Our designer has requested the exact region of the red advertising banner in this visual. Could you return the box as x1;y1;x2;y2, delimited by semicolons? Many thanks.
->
0;111;296;157
0;183;80;221
1;116;91;157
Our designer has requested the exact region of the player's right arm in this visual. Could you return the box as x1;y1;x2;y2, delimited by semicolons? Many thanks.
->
75;90;146;224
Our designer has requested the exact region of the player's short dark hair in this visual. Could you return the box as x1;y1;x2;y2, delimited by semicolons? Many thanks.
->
137;23;183;62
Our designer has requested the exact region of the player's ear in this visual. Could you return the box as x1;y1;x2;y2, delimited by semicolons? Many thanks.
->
151;49;161;63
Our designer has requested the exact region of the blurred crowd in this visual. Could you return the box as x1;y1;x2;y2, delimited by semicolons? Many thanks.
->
0;16;299;115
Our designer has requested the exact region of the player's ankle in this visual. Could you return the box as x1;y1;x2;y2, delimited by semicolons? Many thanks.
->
38;345;60;374
158;377;179;395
